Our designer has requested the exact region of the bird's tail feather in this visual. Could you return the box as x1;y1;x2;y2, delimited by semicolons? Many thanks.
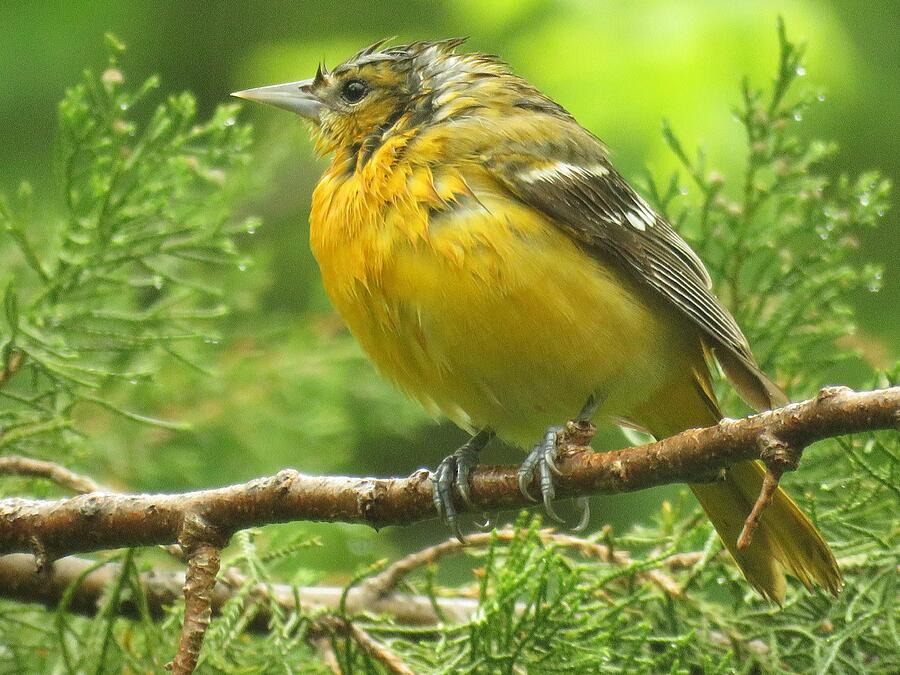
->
635;372;842;603
690;462;842;602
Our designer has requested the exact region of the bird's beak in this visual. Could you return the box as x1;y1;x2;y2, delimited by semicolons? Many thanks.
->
231;78;324;123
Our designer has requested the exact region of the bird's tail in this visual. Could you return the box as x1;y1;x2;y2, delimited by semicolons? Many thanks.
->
635;373;842;603
689;461;842;602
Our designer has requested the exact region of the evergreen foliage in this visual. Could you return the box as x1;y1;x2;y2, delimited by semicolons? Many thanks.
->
0;24;896;674
0;36;255;478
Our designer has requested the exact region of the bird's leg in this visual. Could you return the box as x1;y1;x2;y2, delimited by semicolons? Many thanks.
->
432;429;494;540
575;393;601;425
517;395;599;526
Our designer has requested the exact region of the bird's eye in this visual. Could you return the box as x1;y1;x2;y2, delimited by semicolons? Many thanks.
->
341;80;368;104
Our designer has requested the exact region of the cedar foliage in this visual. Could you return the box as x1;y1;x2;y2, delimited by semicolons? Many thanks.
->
0;23;896;674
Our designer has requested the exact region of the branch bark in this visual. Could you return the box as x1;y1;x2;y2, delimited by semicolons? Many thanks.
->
1;386;896;561
0;547;877;635
0;553;481;629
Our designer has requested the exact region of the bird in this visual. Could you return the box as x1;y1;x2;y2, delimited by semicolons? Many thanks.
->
233;38;842;603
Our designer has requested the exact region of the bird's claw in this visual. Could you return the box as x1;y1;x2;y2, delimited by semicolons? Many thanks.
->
572;497;591;532
474;512;495;531
517;427;591;528
431;443;481;542
517;426;567;523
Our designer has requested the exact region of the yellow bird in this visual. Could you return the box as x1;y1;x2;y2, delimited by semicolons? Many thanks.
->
234;39;841;602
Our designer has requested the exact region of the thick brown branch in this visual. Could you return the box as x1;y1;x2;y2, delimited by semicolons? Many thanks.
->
0;387;896;561
0;455;185;560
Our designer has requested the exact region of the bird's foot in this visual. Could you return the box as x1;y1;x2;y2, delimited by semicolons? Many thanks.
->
432;432;491;541
517;424;591;529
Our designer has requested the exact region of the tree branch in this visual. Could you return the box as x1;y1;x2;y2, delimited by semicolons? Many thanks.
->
362;529;687;598
0;553;481;629
1;386;896;562
0;455;101;493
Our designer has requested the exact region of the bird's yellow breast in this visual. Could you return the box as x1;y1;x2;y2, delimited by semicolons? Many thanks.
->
309;142;695;445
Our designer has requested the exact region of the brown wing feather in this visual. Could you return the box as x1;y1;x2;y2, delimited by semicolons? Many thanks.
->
488;132;785;411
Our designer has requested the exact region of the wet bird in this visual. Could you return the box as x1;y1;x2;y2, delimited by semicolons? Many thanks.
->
234;39;841;602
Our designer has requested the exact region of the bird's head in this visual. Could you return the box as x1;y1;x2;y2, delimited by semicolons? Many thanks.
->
233;39;566;157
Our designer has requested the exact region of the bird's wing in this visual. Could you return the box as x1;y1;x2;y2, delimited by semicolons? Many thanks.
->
487;136;786;412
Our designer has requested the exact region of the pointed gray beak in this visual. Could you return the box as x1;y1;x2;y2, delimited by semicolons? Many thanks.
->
231;78;324;123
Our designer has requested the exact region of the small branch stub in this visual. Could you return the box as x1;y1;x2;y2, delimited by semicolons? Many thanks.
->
737;415;814;550
737;468;784;551
167;513;226;674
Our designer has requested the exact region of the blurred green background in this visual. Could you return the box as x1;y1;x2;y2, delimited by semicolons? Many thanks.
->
1;1;896;581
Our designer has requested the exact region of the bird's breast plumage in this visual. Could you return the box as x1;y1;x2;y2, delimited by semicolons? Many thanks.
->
309;135;693;444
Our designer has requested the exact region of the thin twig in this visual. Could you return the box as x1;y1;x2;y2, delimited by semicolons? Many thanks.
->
309;635;342;674
364;529;683;598
738;430;802;550
737;468;783;550
0;350;24;388
0;455;101;493
317;615;415;675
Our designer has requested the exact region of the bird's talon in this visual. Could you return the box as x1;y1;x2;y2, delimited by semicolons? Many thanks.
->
517;454;539;501
518;477;538;502
572;497;591;532
545;453;562;476
450;517;467;544
474;512;495;531
455;449;478;508
457;483;473;509
542;493;566;524
430;432;491;535
518;425;569;519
